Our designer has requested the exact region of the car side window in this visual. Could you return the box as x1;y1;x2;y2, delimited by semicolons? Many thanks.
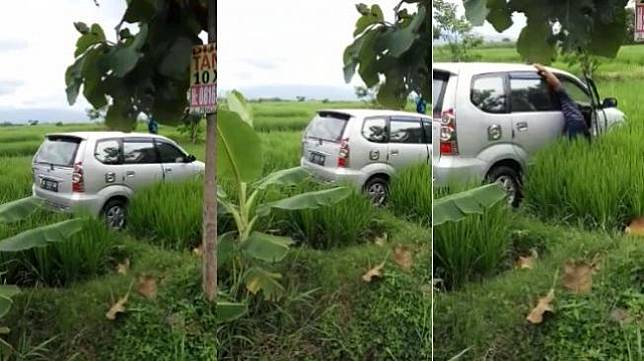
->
510;78;557;112
95;139;121;165
560;77;592;106
123;140;158;164
471;75;507;113
156;141;186;163
362;117;388;143
390;118;424;144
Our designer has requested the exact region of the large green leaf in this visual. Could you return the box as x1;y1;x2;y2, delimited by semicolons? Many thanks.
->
0;219;85;252
244;267;284;301
123;0;158;23
217;110;263;184
242;232;293;263
383;6;425;57
65;56;85;105
226;90;253;127
0;197;42;224
463;0;489;27
588;7;626;58
433;183;506;226
517;20;556;64
257;186;351;214
354;4;384;36
74;23;105;57
216;301;248;323
158;36;195;80
106;24;148;77
0;285;20;319
254;167;310;190
486;0;513;32
218;232;236;267
81;46;108;108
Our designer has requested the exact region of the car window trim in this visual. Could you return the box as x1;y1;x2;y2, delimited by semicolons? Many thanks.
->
122;137;160;164
389;116;425;144
508;71;559;113
94;137;124;165
154;138;188;163
361;116;389;143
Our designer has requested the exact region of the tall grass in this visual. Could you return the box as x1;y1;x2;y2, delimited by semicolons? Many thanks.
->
433;186;513;289
0;140;40;157
0;156;33;203
388;163;431;225
0;214;119;286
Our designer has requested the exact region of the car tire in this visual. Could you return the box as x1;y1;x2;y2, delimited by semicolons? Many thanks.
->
102;199;127;231
364;176;389;206
486;166;522;207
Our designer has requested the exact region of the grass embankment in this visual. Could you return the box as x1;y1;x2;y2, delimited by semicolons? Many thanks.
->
434;45;644;359
0;100;430;360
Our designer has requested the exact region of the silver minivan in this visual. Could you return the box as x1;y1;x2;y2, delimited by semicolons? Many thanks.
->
301;109;431;203
433;62;626;204
32;132;204;229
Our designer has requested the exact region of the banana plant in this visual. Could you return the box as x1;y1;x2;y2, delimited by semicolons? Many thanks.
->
0;197;86;334
433;183;506;226
216;92;351;305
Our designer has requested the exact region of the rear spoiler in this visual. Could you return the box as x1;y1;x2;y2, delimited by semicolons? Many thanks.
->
45;134;84;143
317;111;351;120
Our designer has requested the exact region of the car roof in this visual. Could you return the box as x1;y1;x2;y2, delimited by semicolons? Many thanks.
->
433;62;577;79
318;109;430;119
45;131;171;141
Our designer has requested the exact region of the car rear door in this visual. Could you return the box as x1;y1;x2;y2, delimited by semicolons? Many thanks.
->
121;137;164;190
386;117;428;169
32;135;83;198
509;72;563;156
155;139;195;182
301;111;349;170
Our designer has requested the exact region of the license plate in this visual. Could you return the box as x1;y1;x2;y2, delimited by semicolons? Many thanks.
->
309;152;326;166
40;178;58;192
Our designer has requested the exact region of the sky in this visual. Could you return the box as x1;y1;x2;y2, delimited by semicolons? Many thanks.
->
0;0;402;123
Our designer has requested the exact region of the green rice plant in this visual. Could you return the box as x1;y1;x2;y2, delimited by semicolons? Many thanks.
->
0;156;33;203
279;181;378;249
433;184;512;289
0;140;41;158
388;163;431;225
0;211;118;286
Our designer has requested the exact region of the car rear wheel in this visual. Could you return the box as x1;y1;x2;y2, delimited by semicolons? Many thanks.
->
103;199;127;230
364;176;389;206
486;166;521;207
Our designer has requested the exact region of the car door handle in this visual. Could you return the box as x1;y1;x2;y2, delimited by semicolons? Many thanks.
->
390;149;400;156
516;122;528;132
165;168;172;173
126;171;136;177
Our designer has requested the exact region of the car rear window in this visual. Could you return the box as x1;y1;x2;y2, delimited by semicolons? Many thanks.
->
35;136;81;167
305;112;349;142
433;70;449;118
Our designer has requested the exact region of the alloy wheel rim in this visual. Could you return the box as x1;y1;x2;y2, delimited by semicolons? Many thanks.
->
106;206;125;230
496;175;516;205
367;183;387;205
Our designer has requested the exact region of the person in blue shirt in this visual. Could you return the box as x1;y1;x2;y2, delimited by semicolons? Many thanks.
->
534;64;590;140
148;116;159;134
416;96;427;114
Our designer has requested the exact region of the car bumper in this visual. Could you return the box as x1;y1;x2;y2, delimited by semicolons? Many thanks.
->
32;185;104;216
433;156;487;187
300;158;365;188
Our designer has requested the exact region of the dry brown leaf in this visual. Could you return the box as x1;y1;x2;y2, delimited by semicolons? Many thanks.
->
192;246;202;257
609;308;632;324
137;275;157;299
361;261;385;282
393;245;413;271
106;294;129;320
562;261;596;294
625;217;644;235
374;233;387;247
515;249;538;270
526;288;555;324
116;258;130;275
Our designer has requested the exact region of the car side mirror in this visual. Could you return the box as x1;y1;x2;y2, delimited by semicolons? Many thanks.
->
184;154;196;163
602;97;617;108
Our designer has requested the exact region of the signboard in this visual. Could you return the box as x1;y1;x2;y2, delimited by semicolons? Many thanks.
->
189;43;217;114
636;3;644;43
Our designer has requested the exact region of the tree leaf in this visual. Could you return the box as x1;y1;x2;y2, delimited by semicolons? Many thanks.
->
517;20;556;64
106;293;128;320
74;22;89;34
526;288;555;324
123;0;158;23
0;218;84;252
217;110;263;184
0;197;42;224
625;217;644;235
562;261;596;294
116;258;130;275
158;36;195;80
486;0;513;32
588;7;626;58
81;46;108;108
383;6;425;57
65;57;85;105
75;23;105;57
216;301;248;323
433;183;506;226
242;232;293;263
393;245;413;271
226;90;253;126
463;0;490;27
107;25;148;77
257;187;351;215
253;167;310;190
244;267;284;301
217;232;236;268
136;275;157;299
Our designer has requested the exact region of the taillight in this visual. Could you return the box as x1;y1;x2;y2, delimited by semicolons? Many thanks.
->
337;138;350;168
72;162;84;193
439;109;459;156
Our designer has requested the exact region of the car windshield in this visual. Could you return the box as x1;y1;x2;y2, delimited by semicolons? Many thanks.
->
305;113;348;142
35;136;80;167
